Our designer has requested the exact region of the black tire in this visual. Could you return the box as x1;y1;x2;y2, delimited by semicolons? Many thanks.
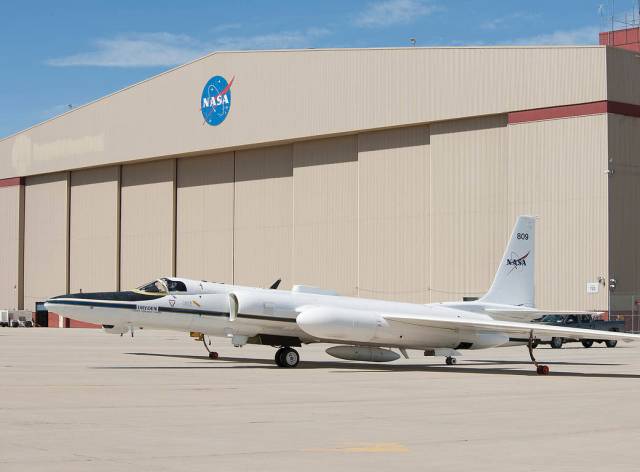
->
274;348;286;367
531;340;539;349
550;337;563;349
605;340;618;348
281;348;300;368
581;340;594;348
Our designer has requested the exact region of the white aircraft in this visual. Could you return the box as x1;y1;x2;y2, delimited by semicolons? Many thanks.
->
45;216;639;375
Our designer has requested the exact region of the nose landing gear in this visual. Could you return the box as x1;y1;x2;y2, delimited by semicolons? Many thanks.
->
528;330;549;375
275;347;300;368
445;356;457;365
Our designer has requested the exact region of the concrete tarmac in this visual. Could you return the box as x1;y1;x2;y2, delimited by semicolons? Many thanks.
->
1;328;639;471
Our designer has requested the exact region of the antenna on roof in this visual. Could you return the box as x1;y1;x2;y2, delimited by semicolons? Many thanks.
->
600;0;640;49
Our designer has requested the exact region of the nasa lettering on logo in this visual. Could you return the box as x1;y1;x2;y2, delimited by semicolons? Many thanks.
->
201;75;234;126
505;251;529;274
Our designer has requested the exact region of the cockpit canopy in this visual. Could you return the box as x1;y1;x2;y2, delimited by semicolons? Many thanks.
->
137;278;187;294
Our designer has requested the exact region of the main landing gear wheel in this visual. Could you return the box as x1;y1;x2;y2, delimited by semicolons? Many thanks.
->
445;356;457;365
202;336;219;360
275;347;300;368
536;365;550;375
528;330;550;375
581;340;594;348
550;337;564;349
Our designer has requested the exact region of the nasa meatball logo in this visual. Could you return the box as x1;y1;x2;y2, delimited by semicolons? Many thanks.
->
201;75;234;126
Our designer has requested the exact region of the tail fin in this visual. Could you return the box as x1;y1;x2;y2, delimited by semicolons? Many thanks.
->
480;216;535;307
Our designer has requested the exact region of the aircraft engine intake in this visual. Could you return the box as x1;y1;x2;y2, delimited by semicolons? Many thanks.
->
296;307;384;342
226;290;282;320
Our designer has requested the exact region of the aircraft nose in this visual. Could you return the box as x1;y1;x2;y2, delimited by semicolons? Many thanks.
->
45;294;69;310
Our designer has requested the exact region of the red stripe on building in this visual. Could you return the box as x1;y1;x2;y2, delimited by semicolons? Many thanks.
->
508;101;640;124
508;101;608;124
607;101;640;118
67;318;101;329
0;177;24;187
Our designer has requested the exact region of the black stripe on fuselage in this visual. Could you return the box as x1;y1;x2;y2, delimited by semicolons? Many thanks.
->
50;291;165;302
47;298;297;324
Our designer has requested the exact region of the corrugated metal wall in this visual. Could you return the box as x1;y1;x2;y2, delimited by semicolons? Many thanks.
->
508;115;609;310
176;153;234;282
292;136;359;295
5;113;612;312
234;145;293;289
23;173;68;311
0;47;608;179
607;47;640;106
357;127;430;303
608;114;640;313
0;184;23;309
430;115;510;302
120;160;175;290
69;166;119;293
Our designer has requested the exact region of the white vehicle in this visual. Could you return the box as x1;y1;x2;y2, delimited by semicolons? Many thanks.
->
6;313;34;327
45;216;640;375
0;310;9;327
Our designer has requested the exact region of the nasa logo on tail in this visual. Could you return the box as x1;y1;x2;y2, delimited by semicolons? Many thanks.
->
505;251;529;274
201;75;234;126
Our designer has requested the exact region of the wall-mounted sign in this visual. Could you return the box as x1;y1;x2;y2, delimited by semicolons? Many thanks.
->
201;75;234;126
586;282;599;294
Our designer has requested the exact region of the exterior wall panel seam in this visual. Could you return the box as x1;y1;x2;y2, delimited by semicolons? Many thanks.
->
116;166;121;291
18;183;25;310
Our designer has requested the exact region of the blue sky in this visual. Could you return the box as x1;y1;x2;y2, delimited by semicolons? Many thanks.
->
0;0;631;138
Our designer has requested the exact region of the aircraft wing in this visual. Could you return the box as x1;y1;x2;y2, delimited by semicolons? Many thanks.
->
383;314;640;342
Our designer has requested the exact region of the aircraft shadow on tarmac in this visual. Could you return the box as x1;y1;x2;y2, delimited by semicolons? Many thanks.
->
89;352;640;379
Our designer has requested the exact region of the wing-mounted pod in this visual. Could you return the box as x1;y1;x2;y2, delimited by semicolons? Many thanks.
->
296;307;387;342
326;345;400;362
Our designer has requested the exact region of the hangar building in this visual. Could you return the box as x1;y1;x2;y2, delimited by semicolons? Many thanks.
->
1;44;640;327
